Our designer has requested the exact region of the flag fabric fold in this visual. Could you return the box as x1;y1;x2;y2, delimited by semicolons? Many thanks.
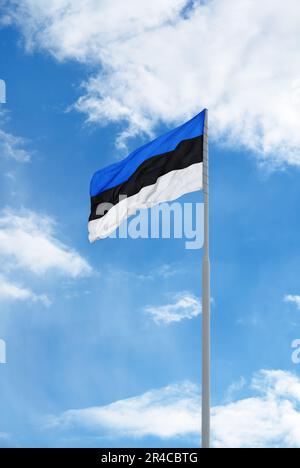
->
88;109;206;242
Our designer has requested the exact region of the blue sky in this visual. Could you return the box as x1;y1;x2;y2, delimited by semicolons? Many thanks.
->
0;0;300;448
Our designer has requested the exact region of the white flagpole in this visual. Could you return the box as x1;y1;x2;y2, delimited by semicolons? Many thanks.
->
202;109;211;449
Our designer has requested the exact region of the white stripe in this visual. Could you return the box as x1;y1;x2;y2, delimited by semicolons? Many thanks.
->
88;162;203;242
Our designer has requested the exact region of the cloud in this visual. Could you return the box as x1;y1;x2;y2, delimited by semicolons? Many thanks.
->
0;275;51;305
0;128;31;162
224;377;246;403
48;381;200;439
48;370;300;448
6;0;300;165
284;295;300;310
213;370;300;448
0;15;12;27
0;209;91;303
8;0;186;60
153;263;184;280
0;130;30;162
106;262;184;283
0;209;92;278
145;293;201;325
0;1;12;28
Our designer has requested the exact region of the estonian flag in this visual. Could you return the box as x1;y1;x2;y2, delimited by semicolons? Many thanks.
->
89;109;207;242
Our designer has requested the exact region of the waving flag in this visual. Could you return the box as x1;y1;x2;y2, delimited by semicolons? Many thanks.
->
88;108;211;449
88;109;207;242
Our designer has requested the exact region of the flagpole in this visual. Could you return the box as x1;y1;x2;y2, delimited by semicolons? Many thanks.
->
202;109;211;449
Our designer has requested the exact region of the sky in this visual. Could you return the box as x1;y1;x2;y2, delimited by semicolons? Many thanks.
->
0;0;300;448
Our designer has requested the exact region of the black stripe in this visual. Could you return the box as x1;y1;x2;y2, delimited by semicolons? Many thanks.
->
89;135;203;221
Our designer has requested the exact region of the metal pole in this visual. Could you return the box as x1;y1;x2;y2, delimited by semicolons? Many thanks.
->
202;109;211;449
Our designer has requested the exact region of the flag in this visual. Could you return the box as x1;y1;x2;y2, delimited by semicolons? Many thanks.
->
88;109;207;242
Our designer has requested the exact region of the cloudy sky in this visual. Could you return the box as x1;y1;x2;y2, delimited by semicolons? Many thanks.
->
0;0;300;448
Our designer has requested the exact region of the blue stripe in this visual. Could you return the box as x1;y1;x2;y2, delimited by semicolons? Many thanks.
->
90;110;206;197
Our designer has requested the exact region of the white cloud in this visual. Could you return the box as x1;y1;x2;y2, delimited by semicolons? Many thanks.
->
8;0;186;60
154;263;184;280
0;209;92;278
0;128;31;162
0;15;12;27
145;293;201;325
0;1;12;28
48;369;300;448
0;275;51;305
0;110;31;162
224;377;246;403
48;381;200;439
7;0;300;165
107;262;184;283
213;370;300;448
284;295;300;310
